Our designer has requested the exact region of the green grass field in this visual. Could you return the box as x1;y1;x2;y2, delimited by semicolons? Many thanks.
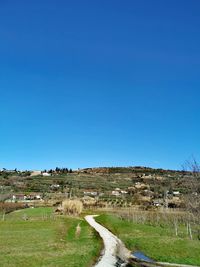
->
0;208;101;267
96;214;200;266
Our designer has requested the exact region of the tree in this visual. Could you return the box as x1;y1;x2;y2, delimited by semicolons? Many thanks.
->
182;158;200;222
55;167;60;173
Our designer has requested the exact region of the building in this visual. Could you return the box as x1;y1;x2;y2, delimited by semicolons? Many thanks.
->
42;172;51;177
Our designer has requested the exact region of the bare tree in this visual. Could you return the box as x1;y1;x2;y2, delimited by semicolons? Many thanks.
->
182;157;200;222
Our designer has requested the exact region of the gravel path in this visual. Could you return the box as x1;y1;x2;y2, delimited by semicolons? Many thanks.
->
85;215;125;267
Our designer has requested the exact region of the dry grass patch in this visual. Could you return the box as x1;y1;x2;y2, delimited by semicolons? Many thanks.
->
61;199;83;216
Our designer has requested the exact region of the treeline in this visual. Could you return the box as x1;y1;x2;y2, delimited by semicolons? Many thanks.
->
43;167;73;174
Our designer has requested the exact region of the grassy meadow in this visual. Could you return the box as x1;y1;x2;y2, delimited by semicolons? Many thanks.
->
0;207;101;267
96;214;200;266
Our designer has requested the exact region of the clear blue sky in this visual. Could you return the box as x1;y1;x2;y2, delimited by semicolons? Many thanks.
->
0;0;200;170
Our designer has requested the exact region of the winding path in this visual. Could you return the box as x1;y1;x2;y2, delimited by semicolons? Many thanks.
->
85;215;129;267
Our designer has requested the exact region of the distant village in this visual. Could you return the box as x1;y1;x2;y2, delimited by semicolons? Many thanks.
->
0;166;188;210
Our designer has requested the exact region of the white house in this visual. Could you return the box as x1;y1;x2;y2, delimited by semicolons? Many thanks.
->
42;172;51;177
112;190;120;196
